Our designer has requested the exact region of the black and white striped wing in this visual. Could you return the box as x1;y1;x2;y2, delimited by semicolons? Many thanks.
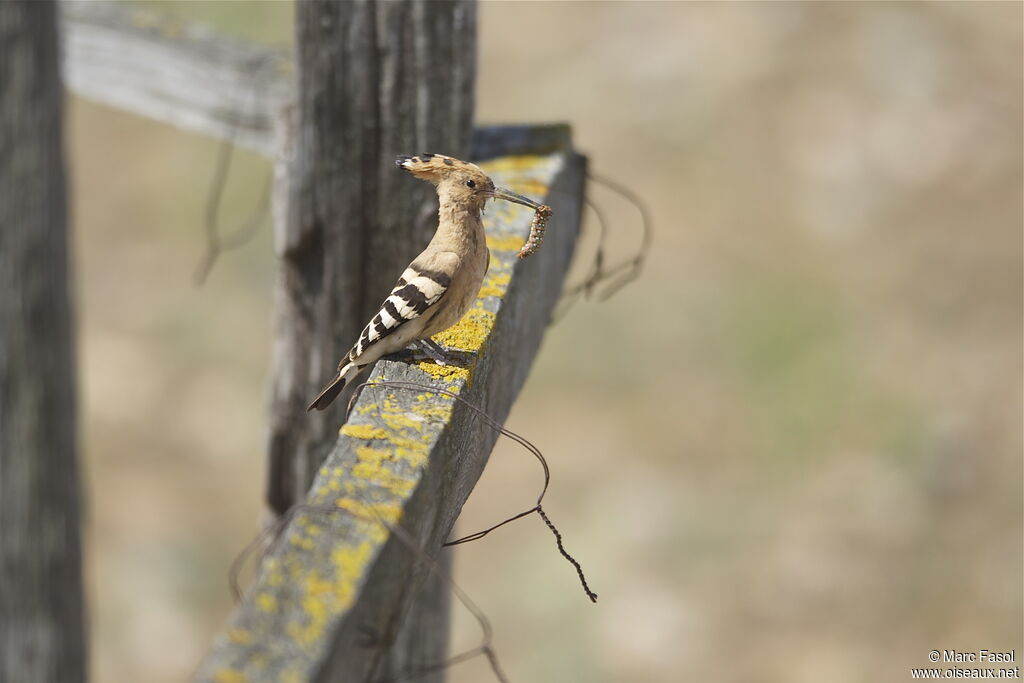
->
349;266;451;361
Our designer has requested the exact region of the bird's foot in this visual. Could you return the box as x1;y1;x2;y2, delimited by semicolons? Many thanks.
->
417;339;450;366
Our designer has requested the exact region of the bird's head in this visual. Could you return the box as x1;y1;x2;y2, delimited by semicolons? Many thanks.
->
396;153;543;212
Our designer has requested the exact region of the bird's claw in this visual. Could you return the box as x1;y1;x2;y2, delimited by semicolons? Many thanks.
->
418;339;450;366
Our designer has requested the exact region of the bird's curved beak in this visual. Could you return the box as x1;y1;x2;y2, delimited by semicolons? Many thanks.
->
484;187;543;210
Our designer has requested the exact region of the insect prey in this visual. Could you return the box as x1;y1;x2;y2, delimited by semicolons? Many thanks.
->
518;204;552;259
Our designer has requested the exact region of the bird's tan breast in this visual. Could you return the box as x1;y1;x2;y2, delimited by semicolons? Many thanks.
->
421;237;488;337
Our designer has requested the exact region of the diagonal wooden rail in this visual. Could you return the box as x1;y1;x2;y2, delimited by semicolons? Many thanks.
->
61;2;586;680
61;0;292;154
197;144;584;683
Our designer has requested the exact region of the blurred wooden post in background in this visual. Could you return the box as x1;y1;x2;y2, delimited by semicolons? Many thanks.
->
0;2;87;681
266;0;477;519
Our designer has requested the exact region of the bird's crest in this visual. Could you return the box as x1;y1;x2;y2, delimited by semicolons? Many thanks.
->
395;153;487;183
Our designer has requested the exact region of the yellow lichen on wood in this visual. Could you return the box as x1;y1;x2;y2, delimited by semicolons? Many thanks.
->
339;424;390;440
347;446;416;496
285;539;375;648
289;534;315;551
376;410;438;446
227;628;252;645
265;560;283;588
486;233;527;253
355;445;391;468
353;424;432;456
351;464;414;497
213;669;247;683
416;361;470;384
336;496;403;525
501;177;549;196
480;154;551;176
297;577;336;647
256;593;277;613
331;540;374;591
478;271;511;298
413;401;454;422
432;307;496;353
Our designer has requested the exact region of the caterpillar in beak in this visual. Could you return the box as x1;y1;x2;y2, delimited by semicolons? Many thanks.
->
477;185;551;260
519;204;552;259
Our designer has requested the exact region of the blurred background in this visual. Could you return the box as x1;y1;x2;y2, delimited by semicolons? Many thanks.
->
71;2;1021;682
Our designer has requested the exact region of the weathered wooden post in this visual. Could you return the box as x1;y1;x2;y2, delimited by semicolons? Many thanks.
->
0;2;87;681
265;0;477;518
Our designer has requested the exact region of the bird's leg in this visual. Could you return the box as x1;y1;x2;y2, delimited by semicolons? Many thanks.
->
417;338;450;366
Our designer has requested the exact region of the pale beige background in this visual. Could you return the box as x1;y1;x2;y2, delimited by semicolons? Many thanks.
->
73;3;1021;682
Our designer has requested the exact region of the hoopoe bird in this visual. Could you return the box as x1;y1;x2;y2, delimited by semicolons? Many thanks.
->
307;153;547;411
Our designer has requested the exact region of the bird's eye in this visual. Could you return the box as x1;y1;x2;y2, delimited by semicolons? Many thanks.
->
465;179;476;189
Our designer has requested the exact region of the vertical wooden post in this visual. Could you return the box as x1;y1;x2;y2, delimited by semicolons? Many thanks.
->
0;2;87;681
265;0;476;517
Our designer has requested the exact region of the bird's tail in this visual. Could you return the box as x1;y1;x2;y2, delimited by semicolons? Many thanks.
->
307;362;361;412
